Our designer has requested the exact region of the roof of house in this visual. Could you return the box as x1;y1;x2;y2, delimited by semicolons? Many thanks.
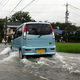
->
7;22;21;25
53;29;63;34
70;31;76;34
53;29;76;35
5;22;21;28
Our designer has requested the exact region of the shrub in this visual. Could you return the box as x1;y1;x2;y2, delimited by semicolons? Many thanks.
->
8;35;11;43
0;36;2;43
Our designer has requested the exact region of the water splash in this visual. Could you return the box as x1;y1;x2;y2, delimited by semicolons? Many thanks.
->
37;57;49;65
70;70;80;75
20;58;33;66
0;47;11;55
0;51;19;63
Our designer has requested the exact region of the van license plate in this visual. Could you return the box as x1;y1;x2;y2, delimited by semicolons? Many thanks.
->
36;49;45;53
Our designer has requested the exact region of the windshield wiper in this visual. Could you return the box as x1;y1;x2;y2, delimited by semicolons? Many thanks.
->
38;35;42;38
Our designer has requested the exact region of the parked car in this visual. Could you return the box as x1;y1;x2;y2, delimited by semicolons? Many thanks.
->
11;22;56;59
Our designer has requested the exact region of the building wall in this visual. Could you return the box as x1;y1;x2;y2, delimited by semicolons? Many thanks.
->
7;27;15;36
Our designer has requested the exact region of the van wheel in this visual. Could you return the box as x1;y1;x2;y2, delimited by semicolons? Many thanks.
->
19;50;26;59
19;50;23;59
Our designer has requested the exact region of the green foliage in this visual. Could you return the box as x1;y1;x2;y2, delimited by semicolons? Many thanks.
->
8;35;11;43
51;22;77;31
8;43;11;45
75;31;80;36
51;22;79;42
8;11;33;23
55;35;58;40
62;31;65;36
77;27;80;31
68;31;80;42
0;36;2;42
0;19;5;38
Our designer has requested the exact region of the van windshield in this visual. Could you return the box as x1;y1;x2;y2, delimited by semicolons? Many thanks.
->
26;24;52;35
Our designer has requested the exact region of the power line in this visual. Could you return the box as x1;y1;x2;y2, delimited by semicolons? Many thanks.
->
7;0;34;16
0;0;4;4
69;18;80;26
7;0;23;16
20;0;34;11
69;17;80;23
69;11;80;18
68;4;80;24
0;10;64;13
0;0;9;10
67;4;80;26
1;0;7;4
69;4;80;11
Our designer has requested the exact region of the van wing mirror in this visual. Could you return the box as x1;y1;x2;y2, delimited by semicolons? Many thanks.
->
11;35;14;40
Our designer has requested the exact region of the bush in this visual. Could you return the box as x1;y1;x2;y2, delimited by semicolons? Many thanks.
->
55;35;58;40
0;36;2;43
68;35;80;43
8;35;11;43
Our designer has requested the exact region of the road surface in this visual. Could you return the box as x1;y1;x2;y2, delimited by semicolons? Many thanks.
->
0;43;80;80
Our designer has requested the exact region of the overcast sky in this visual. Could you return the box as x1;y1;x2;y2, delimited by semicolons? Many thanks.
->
0;0;80;26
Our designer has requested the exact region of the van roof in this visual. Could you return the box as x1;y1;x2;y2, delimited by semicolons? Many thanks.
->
24;22;50;25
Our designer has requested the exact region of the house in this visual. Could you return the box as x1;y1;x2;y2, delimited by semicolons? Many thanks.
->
53;29;77;35
70;31;76;34
4;22;21;36
53;29;63;35
53;29;64;42
4;22;21;42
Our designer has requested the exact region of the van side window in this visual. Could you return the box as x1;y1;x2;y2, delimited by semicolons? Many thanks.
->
17;27;22;37
15;26;22;38
15;30;18;38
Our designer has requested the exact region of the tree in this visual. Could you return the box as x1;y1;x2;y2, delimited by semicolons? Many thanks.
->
8;11;34;23
75;31;80;37
77;27;80;31
0;19;5;39
51;22;77;31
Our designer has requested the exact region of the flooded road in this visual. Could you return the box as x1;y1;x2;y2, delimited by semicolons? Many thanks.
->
0;43;80;80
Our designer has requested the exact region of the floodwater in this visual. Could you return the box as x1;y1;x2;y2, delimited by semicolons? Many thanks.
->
0;44;80;80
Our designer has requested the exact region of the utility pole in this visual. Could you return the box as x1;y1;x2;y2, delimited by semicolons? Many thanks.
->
65;2;69;42
4;16;7;45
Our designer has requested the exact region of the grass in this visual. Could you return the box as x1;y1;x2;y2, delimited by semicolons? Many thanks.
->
8;43;11;45
8;42;80;53
56;42;80;53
